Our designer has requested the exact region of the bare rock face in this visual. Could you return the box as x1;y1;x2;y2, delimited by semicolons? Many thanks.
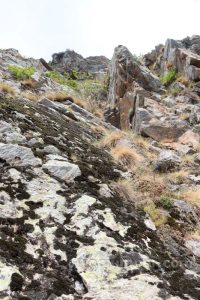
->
0;95;200;299
108;45;163;107
144;35;200;81
51;49;109;74
106;45;163;129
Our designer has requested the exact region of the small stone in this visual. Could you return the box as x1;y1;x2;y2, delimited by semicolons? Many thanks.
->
42;159;81;182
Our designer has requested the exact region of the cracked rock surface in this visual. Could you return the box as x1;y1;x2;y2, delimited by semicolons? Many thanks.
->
0;95;199;300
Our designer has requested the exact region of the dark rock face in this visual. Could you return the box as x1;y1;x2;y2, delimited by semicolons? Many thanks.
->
51;49;109;74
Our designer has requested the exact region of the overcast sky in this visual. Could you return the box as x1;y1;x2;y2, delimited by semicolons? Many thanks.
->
0;0;200;61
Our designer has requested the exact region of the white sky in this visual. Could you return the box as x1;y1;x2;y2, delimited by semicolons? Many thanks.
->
0;0;200;61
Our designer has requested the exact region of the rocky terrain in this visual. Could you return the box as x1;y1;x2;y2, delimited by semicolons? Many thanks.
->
0;36;200;300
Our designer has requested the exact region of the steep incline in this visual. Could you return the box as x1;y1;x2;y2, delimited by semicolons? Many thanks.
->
0;95;199;300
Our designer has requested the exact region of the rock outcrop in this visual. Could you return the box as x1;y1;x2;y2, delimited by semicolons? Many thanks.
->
51;49;109;74
144;35;200;81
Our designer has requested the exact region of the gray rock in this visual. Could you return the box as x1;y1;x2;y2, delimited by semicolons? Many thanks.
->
51;49;109;74
108;45;163;108
0;143;42;167
42;159;81;182
154;150;181;172
185;240;200;257
171;200;199;228
43;145;61;155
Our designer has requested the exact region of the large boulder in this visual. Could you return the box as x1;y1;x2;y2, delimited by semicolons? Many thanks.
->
153;150;181;172
133;108;190;142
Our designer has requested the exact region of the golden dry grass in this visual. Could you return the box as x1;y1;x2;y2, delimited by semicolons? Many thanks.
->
127;132;150;150
181;189;200;207
98;130;126;149
85;99;104;118
181;155;195;164
176;74;190;86
144;201;168;226
20;79;36;88
179;113;190;121
112;178;136;202
110;145;143;167
167;170;189;184
44;91;74;102
0;82;16;95
21;91;39;101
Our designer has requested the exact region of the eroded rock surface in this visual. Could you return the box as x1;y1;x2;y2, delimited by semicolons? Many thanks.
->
0;95;199;300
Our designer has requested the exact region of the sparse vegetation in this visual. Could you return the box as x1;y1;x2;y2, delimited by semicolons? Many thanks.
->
111;145;143;168
20;79;36;88
8;65;35;80
176;74;191;87
21;91;39;101
181;189;200;207
97;130;126;149
44;91;74;102
167;170;189;184
144;202;168;226
0;82;16;95
159;195;173;209
112;178;136;202
45;70;78;90
181;155;195;164
161;68;177;86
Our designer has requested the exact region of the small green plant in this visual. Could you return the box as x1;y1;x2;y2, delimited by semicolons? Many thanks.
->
45;70;78;90
161;68;177;86
144;202;167;226
8;65;35;80
159;196;173;209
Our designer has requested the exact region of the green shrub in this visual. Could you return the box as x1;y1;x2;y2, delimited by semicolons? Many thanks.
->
159;196;173;209
8;65;35;80
161;68;177;86
45;71;78;90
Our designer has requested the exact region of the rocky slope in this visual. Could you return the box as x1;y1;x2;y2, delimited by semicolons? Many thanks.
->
0;37;200;300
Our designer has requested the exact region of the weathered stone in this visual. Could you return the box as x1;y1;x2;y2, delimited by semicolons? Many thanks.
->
0;143;41;167
134;112;189;142
154;150;181;172
42;158;81;182
185;240;200;257
108;45;163;109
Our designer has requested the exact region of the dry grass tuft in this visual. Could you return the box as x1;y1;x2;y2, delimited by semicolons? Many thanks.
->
73;97;86;108
181;189;200;207
21;79;36;88
45;91;74;102
144;202;168;226
111;145;143;167
21;91;39;101
167;170;189;184
179;113;190;121
176;75;190;87
135;172;167;199
181;155;195;164
0;82;16;95
112;179;136;202
98;130;126;149
85;99;104;119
